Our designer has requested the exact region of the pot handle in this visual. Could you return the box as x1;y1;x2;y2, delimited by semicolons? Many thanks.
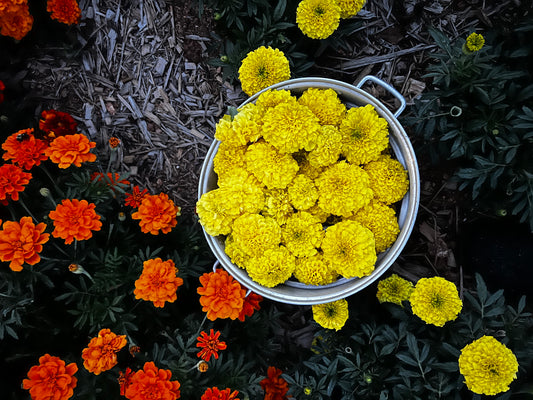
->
356;75;406;117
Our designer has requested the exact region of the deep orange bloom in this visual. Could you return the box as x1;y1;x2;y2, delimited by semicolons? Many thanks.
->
2;129;49;170
39;109;77;141
134;258;184;307
197;269;246;321
196;329;227;362
129;345;140;357
49;199;102;244
0;3;33;41
45;134;96;168
81;328;127;375
260;367;290;400
0;217;49;272
125;362;181;400
22;354;78;400
125;186;149;208
201;387;240;400
46;0;81;25
0;163;31;204
109;137;121;148
131;193;180;235
118;368;134;396
238;291;263;322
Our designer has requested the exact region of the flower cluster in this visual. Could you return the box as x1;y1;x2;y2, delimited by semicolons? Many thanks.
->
197;87;409;291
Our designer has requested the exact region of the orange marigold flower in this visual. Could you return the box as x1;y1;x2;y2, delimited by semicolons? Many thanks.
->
22;354;78;400
125;186;149;208
81;328;127;375
260;366;290;400
39;109;77;141
0;3;33;41
109;136;121;148
125;361;181;400
238;291;263;322
2;129;49;170
49;199;102;244
197;268;246;321
45;134;96;169
46;0;81;25
134;258;184;307
0;216;49;272
201;387;240;400
196;329;227;362
118;368;134;396
0;163;31;204
131;193;180;235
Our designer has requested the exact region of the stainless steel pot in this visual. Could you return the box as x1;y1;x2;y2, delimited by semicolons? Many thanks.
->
198;76;420;305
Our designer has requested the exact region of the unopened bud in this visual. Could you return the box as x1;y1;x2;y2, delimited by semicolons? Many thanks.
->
197;361;209;372
118;211;126;221
304;387;312;395
496;209;507;217
40;188;51;197
492;129;499;135
220;55;229;63
214;12;222;20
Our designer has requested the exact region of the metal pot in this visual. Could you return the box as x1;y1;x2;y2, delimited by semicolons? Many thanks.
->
198;76;420;305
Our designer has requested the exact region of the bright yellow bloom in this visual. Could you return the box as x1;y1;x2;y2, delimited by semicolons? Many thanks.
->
307;125;343;168
298;88;346;126
296;0;341;40
245;141;299;189
321;219;376;278
224;234;249;268
376;274;413;305
281;211;324;257
231;103;263;144
213;143;247;177
231;213;281;257
312;299;349;330
294;254;337;285
245;246;295;287
287;174;318;210
353;200;400;253
410;277;463;327
364;155;409;205
261;188;295;226
459;336;518;395
465;32;485;52
336;0;366;18
238;46;291;96
255;89;297;111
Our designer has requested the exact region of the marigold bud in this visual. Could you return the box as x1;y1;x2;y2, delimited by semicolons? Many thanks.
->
220;55;229;63
118;211;126;221
304;387;312;395
197;361;209;372
40;188;51;197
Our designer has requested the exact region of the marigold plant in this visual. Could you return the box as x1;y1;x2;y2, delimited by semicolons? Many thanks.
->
44;133;97;169
81;328;127;375
196;329;227;362
48;198;102;244
125;361;181;400
0;163;32;204
260;366;290;400
201;387;240;400
134;258;184;308
46;0;81;25
22;354;78;400
296;0;341;40
2;129;49;170
465;32;485;52
197;268;246;321
124;185;149;208
0;1;33;41
131;192;180;235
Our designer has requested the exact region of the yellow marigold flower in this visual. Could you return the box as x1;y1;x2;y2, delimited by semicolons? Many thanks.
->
245;246;296;287
213;143;247;177
410;277;463;327
232;103;263;144
306;203;330;223
364;155;409;205
238;46;291;96
376;274;413;305
315;161;373;217
231;213;281;257
196;189;240;236
353;200;400;253
296;0;341;40
262;101;321;153
298;155;324;180
459;336;518;395
307;125;343;168
287;174;318;210
298;88;346;126
281;211;324;257
245;141;299;189
336;0;366;18
465;32;485;52
321;219;376;278
224;234;249;269
262;188;295;226
214;115;240;146
255;89;297;111
340;104;389;165
294;254;337;285
312;299;349;331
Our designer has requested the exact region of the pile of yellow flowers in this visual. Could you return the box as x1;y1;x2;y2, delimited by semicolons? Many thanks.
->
197;87;409;288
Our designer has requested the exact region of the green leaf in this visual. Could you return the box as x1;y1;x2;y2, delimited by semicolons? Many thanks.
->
273;0;286;21
475;273;488;303
397;353;418;367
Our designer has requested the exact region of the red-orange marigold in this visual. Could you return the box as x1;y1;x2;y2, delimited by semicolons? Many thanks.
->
0;163;31;204
39;109;77;141
131;193;180;235
46;0;81;25
2;129;49;170
81;328;127;375
134;258;184;307
22;354;78;400
238;291;263;322
201;387;240;400
118;368;134;396
49;199;102;244
197;269;246;321
125;186;149;208
0;3;33;41
196;329;227;362
45;134;97;169
260;366;290;400
125;362;181;400
0;216;49;272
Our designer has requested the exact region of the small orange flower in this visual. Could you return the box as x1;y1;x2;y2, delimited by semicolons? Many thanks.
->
46;0;81;25
2;129;49;170
45;133;96;169
0;3;33;41
201;387;240;400
125;361;181;400
125;186;149;208
118;368;134;396
260;366;290;400
197;361;209;373
238;291;263;322
109;137;121;148
0;217;49;272
131;193;180;235
0;163;32;204
81;328;127;375
196;329;227;362
39;109;77;141
49;199;102;244
197;269;246;321
22;354;78;400
134;258;184;307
